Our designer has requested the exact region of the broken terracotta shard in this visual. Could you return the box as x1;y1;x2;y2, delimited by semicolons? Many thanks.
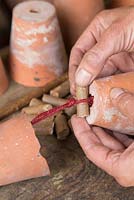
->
50;80;70;98
10;1;67;87
0;114;50;186
29;98;43;107
87;72;134;134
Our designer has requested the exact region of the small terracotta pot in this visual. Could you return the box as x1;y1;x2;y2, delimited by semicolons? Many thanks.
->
110;0;134;7
87;72;134;134
0;57;8;95
0;114;49;186
10;1;67;87
6;0;104;51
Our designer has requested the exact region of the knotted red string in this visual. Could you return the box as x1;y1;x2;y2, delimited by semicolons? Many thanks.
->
31;96;94;125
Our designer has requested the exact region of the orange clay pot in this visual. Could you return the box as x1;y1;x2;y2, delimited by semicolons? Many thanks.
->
53;0;104;51
6;0;104;51
87;72;134;134
110;0;134;7
0;114;49;186
0;57;8;95
10;1;67;87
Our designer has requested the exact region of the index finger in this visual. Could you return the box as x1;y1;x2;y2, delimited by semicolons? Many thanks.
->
69;18;100;94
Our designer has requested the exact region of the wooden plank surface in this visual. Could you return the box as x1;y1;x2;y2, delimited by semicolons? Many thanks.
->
0;134;133;200
0;74;68;120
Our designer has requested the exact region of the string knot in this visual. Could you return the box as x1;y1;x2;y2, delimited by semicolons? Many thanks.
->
31;96;94;125
66;98;77;108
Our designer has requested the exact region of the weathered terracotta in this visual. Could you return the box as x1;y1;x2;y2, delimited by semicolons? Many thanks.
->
110;0;134;7
10;1;67;87
53;0;104;50
87;72;134;134
0;57;8;95
7;0;104;51
0;114;50;186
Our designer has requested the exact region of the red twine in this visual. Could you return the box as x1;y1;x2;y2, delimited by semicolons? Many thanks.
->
31;96;94;125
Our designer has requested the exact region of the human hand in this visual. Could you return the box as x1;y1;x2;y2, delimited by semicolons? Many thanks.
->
71;88;134;187
69;7;134;94
71;115;134;187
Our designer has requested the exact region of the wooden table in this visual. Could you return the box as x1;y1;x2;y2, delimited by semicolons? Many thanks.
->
0;134;134;200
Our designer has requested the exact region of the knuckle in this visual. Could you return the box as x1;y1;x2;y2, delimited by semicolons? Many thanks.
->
111;22;122;31
105;21;122;38
96;10;108;20
101;23;123;50
92;12;105;29
94;10;110;26
84;49;101;66
85;50;97;60
105;23;119;39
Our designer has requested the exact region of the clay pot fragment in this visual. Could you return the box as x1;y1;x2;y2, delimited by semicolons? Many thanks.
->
0;114;50;186
87;72;134;134
10;1;67;87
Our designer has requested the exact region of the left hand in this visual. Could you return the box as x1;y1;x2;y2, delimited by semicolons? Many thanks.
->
69;7;134;95
71;115;134;187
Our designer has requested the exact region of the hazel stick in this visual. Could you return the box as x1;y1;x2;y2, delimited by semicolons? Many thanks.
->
22;104;52;115
29;98;43;107
55;113;70;140
76;85;89;117
42;94;76;117
50;80;70;98
42;94;67;106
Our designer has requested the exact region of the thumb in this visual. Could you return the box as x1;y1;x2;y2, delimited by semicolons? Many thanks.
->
110;88;134;120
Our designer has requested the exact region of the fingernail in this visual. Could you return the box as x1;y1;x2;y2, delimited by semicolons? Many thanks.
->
110;88;124;99
75;69;93;86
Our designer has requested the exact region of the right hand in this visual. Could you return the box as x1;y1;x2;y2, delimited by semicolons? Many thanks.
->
71;115;134;187
69;7;134;95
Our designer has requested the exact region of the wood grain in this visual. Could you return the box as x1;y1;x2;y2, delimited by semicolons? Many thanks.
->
0;73;67;119
0;134;134;200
